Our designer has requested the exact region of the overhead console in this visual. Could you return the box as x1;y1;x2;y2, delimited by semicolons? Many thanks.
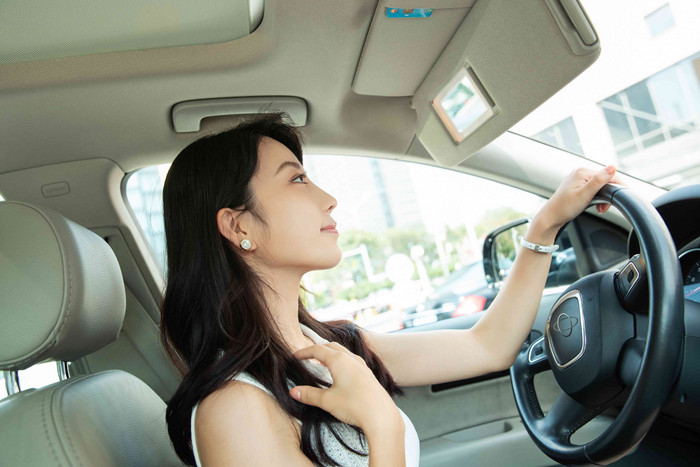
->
354;0;600;167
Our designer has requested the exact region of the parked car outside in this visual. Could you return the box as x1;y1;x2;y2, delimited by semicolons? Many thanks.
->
402;260;495;328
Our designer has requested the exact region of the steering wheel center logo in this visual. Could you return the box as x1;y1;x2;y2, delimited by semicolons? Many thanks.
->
552;312;579;337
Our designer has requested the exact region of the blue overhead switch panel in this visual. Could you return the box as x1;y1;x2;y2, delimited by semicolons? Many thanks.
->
385;8;433;18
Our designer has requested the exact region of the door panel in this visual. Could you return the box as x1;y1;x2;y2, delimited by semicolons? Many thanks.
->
392;289;602;466
418;415;613;467
394;371;562;442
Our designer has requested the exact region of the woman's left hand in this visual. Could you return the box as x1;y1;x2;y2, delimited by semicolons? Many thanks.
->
535;165;625;234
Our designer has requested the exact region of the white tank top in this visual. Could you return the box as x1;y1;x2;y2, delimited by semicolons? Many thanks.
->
190;323;420;466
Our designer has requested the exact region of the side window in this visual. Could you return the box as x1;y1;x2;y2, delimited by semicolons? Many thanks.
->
300;155;548;332
2;362;63;400
17;362;62;390
125;166;167;272
126;156;595;333
0;373;7;399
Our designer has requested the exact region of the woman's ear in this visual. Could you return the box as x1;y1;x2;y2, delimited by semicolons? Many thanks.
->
216;208;255;251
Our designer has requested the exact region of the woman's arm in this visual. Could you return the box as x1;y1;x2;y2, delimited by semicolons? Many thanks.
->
364;407;406;467
466;214;560;368
357;227;559;385
358;166;623;386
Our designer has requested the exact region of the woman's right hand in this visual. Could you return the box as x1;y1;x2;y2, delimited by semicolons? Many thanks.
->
289;342;401;432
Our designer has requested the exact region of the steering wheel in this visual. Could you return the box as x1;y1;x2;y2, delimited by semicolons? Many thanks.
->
510;184;685;465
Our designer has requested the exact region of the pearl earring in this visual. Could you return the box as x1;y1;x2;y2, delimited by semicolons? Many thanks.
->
240;239;251;250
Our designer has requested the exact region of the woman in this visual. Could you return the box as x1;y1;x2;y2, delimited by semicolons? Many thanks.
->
160;111;620;466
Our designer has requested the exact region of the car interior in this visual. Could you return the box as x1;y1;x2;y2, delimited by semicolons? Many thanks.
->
1;0;698;465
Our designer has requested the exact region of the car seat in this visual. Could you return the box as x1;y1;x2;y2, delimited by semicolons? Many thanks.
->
0;201;184;466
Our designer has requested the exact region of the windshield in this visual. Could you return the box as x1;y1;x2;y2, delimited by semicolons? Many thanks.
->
511;0;700;190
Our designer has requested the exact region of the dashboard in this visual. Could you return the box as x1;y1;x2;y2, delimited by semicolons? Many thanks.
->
627;184;700;304
680;248;700;304
626;183;700;427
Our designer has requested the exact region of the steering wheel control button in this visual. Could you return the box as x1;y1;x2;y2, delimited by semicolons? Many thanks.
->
545;289;586;369
615;254;649;311
528;335;547;364
617;259;639;296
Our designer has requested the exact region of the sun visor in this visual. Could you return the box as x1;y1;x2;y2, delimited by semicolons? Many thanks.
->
412;0;600;167
352;1;476;97
0;0;264;65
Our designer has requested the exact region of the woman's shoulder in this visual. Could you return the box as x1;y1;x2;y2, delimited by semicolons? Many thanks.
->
196;375;273;415
192;376;304;464
195;372;276;412
194;375;300;436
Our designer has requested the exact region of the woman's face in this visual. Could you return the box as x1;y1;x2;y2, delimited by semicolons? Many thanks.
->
236;136;341;273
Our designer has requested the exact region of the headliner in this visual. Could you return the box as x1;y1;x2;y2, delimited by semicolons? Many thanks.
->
0;0;418;175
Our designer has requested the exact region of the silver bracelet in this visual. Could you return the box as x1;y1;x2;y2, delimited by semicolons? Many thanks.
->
520;238;560;254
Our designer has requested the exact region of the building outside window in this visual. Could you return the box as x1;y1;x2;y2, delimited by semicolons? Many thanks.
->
645;4;676;37
512;0;700;190
531;117;584;155
598;53;700;161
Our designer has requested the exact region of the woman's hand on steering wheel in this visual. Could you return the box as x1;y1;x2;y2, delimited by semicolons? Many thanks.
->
536;165;624;234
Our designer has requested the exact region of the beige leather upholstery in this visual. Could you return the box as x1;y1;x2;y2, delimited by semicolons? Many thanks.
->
0;201;184;466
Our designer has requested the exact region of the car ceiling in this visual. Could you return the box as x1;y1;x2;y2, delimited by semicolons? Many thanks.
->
0;0;655;205
0;0;423;175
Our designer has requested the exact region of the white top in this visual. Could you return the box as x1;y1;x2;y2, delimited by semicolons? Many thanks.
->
191;323;420;466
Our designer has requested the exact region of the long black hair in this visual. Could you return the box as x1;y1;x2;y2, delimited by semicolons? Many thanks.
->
160;111;405;465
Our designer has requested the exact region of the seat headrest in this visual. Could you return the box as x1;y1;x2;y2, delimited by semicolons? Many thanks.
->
0;202;126;371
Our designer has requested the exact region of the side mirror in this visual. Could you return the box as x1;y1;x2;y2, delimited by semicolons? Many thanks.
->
482;217;531;286
483;218;581;289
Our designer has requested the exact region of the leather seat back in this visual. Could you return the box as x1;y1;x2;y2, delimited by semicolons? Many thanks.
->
0;201;183;466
